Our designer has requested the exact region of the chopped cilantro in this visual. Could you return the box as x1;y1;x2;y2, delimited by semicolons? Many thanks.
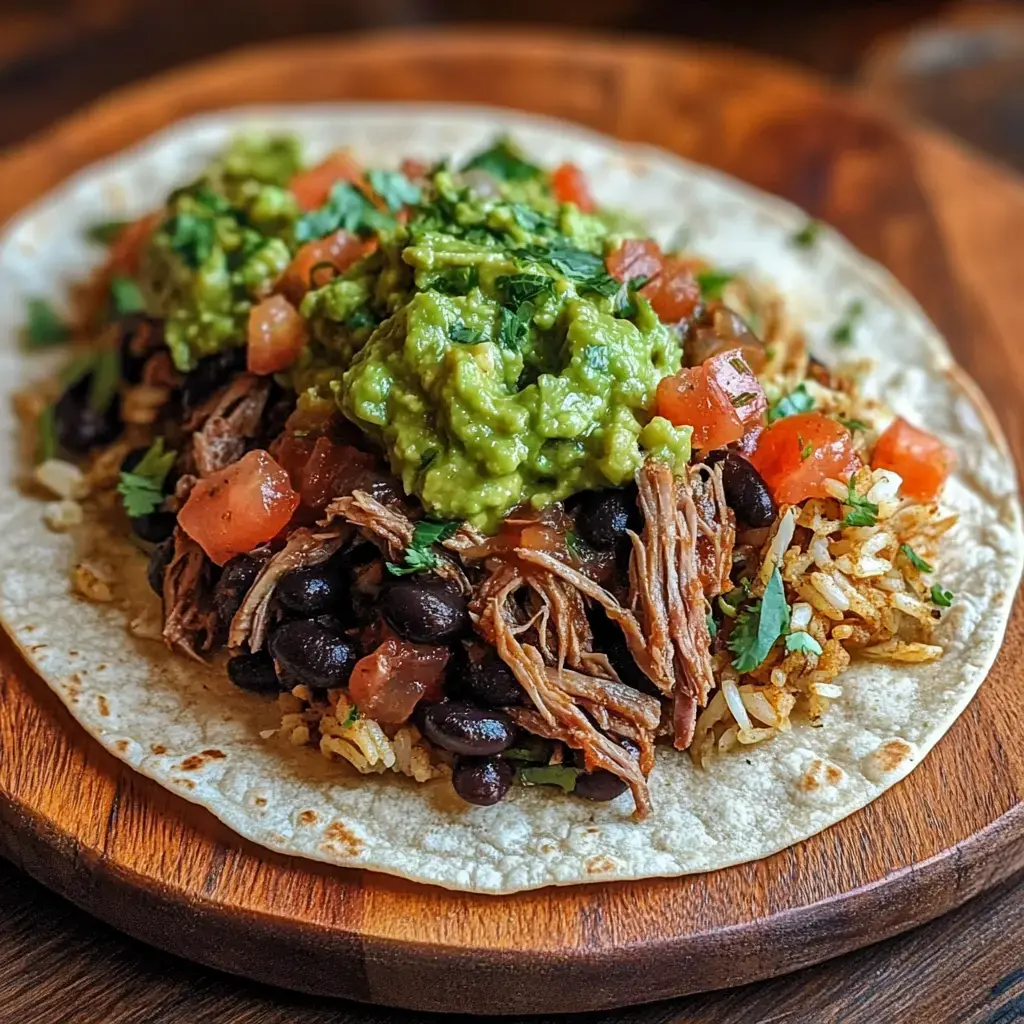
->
346;307;378;331
731;391;759;409
838;416;869;432
35;404;56;464
768;383;815;423
503;737;551;763
728;568;790;673
117;438;177;518
930;585;954;608
518;764;582;793
900;544;933;573
842;477;878;527
366;169;421;212
497;273;554;307
791;220;822;249
695;270;733;301
785;631;823;655
509;203;555;233
23;298;71;350
110;275;145;316
342;705;360;728
85;219;131;246
800;441;813;461
295;181;394;242
386;519;460;576
706;612;718;638
514;243;618;297
426;266;478;296
565;530;584;560
449;322;484;344
831;299;865;346
497;302;535;351
86;348;121;414
162;210;218;268
462;139;540;182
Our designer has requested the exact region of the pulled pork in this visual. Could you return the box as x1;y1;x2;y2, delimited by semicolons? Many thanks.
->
190;374;271;477
162;528;215;658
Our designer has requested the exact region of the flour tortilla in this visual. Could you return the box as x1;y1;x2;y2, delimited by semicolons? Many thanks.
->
0;105;1019;893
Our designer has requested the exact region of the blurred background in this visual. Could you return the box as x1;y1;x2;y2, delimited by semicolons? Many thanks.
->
0;0;1021;169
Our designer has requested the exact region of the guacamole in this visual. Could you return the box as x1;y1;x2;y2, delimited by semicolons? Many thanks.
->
138;137;692;529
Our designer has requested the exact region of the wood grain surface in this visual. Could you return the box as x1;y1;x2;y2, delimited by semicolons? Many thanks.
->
1;29;1023;1017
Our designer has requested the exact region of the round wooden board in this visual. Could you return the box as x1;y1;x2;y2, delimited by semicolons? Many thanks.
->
1;29;1024;1017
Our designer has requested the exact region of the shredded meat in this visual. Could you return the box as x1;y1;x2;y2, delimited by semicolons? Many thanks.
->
191;374;271;477
162;528;215;659
228;527;349;652
631;462;716;748
690;463;735;599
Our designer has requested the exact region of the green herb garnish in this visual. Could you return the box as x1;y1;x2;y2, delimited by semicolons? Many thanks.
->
386;519;460;576
706;612;718;638
785;631;823;655
728;568;790;673
426;266;478;296
838;416;869;432
565;530;584;560
518;764;582;793
930;585;954;608
23;298;71;350
35;405;57;464
462;139;541;182
497;302;535;351
295;181;394;242
831;299;865;346
514;243;619;297
842;477;878;528
449;322;484;344
366;169;421;212
731;391;759;409
508;203;555;233
342;705;360;728
791;220;822;249
109;275;145;316
900;544;933;573
85;219;131;246
117;438;177;518
695;270;733;301
768;383;815;423
497;273;554;307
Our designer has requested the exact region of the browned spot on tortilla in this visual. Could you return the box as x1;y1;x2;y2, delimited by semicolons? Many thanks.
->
539;842;555;854
97;695;110;717
800;758;844;792
585;854;618;875
874;739;913;774
254;797;267;807
321;820;363;857
96;664;107;672
23;625;35;632
114;739;129;753
151;744;167;755
298;810;318;825
173;778;195;790
200;749;226;759
28;643;47;653
65;673;82;703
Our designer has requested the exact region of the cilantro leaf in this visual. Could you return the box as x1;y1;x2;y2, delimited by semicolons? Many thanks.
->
838;416;869;432
35;404;57;464
110;275;145;316
386;519;460;576
785;631;823;655
930;585;954;608
706;612;718;638
426;266;478;296
518;764;582;793
117;438;177;518
509;203;555;233
728;567;790;673
463;139;540;182
503;737;552;763
768;383;815;423
23;298;71;350
85;219;131;246
295;181;394;243
842;477;878;528
366;169;421;212
514;243;618;297
791;220;822;249
831;299;865;346
86;348;121;414
900;544;933;573
614;275;650;320
696;270;733;301
565;530;584;561
497;273;554;307
342;705;360;728
497;302;535;351
449;322;484;343
162;211;217;268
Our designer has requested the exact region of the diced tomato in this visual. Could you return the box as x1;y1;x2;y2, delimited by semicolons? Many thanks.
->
297;436;382;511
178;450;299;565
749;412;861;505
347;638;450;724
400;158;430;182
552;162;596;213
606;239;664;285
871;417;954;502
657;349;766;450
289;151;364;212
247;295;307;376
277;230;376;305
108;213;160;276
641;257;703;324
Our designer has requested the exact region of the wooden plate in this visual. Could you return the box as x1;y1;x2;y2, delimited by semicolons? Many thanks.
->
1;30;1023;1016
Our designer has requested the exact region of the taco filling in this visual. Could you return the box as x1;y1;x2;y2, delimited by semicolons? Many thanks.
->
23;136;958;818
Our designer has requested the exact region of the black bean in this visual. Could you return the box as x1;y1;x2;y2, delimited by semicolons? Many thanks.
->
54;376;121;454
130;510;176;543
452;756;515;806
181;347;247;410
276;564;348;618
382;578;468;644
448;642;527;707
422;702;516;756
573;770;628;802
120;446;148;474
227;651;282;693
117;316;162;385
213;553;267;624
268;619;358;688
575;488;640;551
705;450;776;528
147;536;175;596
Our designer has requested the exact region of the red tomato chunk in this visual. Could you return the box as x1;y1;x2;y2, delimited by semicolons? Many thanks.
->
872;417;954;502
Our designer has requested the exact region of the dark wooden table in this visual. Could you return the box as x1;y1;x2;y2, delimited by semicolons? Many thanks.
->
2;853;1023;1023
